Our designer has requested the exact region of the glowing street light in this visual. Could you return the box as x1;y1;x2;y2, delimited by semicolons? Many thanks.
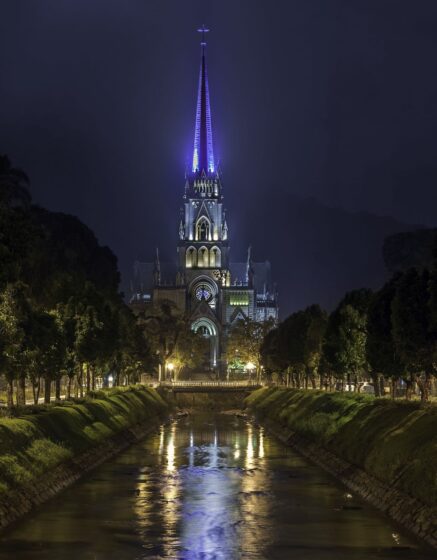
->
167;362;175;381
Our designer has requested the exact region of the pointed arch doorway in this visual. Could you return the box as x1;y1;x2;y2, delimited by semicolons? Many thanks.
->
191;317;219;371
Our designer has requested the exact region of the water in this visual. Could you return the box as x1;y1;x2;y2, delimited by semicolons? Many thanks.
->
0;414;432;559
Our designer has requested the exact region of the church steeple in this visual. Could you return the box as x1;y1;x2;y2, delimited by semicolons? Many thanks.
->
130;27;279;370
192;25;215;174
179;26;227;271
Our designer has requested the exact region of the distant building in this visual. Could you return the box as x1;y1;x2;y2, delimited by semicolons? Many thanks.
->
130;27;278;373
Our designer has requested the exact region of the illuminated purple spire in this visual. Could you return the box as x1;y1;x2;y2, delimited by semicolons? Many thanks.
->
192;25;215;174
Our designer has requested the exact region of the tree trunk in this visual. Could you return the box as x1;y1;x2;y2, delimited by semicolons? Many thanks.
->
6;379;14;408
44;377;51;404
379;376;386;396
390;377;396;399
86;363;91;393
310;371;316;389
405;374;414;400
36;377;41;403
416;372;430;404
17;375;26;405
79;363;84;397
55;378;61;401
67;376;72;400
91;366;96;390
370;372;380;397
32;380;38;405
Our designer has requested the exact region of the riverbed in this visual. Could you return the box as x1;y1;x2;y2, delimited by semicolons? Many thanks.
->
0;414;432;559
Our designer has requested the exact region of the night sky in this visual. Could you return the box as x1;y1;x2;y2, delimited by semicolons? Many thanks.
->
1;1;437;316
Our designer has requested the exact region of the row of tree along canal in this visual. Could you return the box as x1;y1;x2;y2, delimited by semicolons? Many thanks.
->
0;156;208;408
258;265;437;401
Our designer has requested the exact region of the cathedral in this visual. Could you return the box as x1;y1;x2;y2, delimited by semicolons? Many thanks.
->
130;28;278;373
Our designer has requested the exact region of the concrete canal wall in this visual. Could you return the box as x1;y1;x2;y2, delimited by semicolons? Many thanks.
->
246;387;437;549
0;387;170;530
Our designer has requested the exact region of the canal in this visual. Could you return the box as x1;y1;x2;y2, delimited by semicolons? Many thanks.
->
0;413;432;559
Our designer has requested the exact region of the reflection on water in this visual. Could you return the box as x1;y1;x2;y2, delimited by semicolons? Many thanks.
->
0;414;432;560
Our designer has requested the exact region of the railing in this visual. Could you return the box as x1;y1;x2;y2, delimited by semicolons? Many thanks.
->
159;380;263;389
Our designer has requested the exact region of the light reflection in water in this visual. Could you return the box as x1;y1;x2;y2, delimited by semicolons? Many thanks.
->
137;419;273;558
166;423;176;472
0;414;428;560
158;424;165;458
162;423;181;557
240;422;269;556
259;427;265;459
158;418;271;559
189;431;194;467
246;423;255;469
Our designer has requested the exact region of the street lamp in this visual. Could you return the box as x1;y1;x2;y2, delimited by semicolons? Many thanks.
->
167;362;174;381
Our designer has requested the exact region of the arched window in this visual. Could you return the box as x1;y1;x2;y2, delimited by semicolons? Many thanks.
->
196;217;210;241
198;246;209;267
186;246;196;268
210;246;221;267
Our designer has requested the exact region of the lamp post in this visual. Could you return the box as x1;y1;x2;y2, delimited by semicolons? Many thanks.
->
167;362;175;382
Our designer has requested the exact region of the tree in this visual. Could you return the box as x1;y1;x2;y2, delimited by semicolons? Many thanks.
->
170;328;209;379
0;156;147;406
323;289;372;389
0;284;28;406
33;310;66;404
366;276;402;397
391;268;433;401
56;300;80;399
429;256;437;385
302;305;328;389
140;301;191;381
114;304;155;385
260;327;288;382
277;311;308;387
75;303;103;396
226;317;275;380
335;305;368;390
260;306;327;388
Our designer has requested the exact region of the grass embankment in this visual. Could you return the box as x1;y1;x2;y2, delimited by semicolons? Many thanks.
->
246;388;437;507
0;386;169;498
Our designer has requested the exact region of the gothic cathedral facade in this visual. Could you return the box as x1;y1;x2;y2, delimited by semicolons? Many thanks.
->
130;29;278;374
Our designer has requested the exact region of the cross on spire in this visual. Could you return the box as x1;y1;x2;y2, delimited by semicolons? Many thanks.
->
197;24;209;45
